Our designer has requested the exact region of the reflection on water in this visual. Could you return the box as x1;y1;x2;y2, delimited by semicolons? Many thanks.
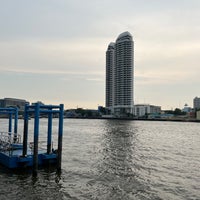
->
96;120;154;200
0;119;200;200
96;121;144;199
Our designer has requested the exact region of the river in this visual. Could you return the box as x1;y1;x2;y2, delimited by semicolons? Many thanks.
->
0;119;200;200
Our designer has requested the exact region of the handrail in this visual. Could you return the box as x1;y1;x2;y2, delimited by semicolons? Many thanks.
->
0;132;21;151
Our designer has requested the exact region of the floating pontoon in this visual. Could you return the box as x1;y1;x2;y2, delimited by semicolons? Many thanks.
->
0;103;64;175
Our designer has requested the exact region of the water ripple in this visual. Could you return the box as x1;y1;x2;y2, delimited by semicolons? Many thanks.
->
0;119;200;199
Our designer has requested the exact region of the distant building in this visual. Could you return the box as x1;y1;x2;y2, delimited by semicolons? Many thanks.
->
193;97;200;110
105;42;115;111
182;103;192;113
65;108;99;118
105;31;134;116
196;110;200;120
134;104;161;117
31;101;45;106
0;98;29;111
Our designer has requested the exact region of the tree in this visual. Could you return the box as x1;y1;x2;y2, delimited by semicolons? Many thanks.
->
174;108;186;116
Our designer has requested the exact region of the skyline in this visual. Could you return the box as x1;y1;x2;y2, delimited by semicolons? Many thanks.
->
0;0;200;110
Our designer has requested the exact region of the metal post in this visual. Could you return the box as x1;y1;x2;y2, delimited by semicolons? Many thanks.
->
14;108;18;134
13;108;18;143
33;103;40;177
47;111;52;154
22;105;29;156
57;104;64;171
9;113;12;133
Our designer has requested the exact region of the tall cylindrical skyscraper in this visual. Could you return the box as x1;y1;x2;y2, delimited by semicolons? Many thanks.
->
105;32;134;116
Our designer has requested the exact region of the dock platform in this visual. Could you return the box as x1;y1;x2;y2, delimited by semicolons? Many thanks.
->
0;103;64;174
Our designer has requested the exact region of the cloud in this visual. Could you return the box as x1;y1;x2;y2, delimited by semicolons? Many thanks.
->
0;0;199;109
0;38;105;75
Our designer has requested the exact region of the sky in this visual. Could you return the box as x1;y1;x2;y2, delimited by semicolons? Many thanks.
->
0;0;199;110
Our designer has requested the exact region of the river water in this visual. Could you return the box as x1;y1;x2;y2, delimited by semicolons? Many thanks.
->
0;119;200;200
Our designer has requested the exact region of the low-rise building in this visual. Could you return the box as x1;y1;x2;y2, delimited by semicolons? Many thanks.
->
182;103;192;113
0;98;29;111
134;104;161;118
196;110;200;120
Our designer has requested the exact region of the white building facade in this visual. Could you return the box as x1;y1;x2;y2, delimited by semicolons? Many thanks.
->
105;32;134;116
193;97;200;110
134;104;161;117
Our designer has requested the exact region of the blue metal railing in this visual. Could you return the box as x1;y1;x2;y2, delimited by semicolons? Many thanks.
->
0;107;18;135
22;103;64;175
0;104;64;175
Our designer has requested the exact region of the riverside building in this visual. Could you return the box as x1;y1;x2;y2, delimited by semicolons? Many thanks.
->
193;97;200;110
0;98;29;111
134;104;161;118
105;32;134;117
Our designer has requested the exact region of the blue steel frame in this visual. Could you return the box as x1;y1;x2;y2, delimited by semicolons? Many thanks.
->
22;103;64;175
0;107;18;135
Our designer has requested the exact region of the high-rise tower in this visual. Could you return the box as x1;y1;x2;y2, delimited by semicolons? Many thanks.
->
106;42;115;110
105;32;134;116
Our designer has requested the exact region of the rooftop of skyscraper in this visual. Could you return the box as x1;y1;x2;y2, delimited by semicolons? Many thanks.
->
116;31;132;41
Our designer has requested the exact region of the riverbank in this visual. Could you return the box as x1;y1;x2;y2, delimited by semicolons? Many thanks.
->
65;116;200;123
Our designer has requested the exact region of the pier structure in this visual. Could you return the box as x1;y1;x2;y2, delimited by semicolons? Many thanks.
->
0;103;64;175
0;107;20;151
0;107;18;135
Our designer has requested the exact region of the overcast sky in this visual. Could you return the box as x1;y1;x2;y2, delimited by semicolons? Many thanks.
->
0;0;199;110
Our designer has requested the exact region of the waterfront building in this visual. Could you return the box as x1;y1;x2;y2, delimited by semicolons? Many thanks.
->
0;97;29;111
193;97;200;110
31;101;45;106
182;103;192;113
105;42;115;112
134;104;161;117
105;32;134;116
196;110;200;120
